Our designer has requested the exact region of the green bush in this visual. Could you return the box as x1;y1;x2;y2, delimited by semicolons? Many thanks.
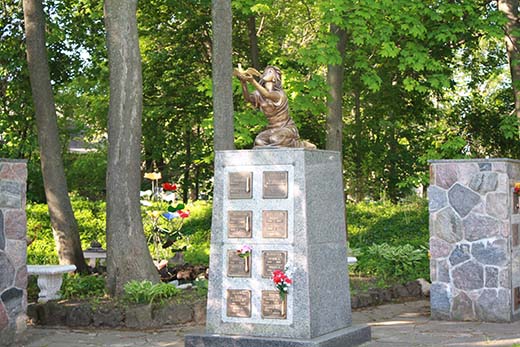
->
64;151;107;200
141;200;211;263
27;197;212;266
60;273;106;300
194;278;208;296
123;280;180;304
347;198;429;249
27;197;107;265
353;243;429;284
347;198;430;284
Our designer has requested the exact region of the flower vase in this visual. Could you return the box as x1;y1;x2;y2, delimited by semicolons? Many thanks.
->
244;257;249;273
281;296;286;318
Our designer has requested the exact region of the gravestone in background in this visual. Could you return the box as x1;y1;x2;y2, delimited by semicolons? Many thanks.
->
429;159;520;322
185;148;370;347
0;159;28;346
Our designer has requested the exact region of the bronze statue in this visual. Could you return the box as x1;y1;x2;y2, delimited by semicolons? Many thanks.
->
234;65;316;149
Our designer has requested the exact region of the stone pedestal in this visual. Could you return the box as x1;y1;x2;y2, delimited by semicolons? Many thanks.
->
0;159;28;346
429;159;520;322
186;149;370;347
27;265;77;302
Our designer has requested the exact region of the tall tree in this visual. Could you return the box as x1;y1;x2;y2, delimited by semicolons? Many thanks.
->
325;24;347;153
498;0;520;131
22;0;87;273
212;0;235;150
104;0;158;296
247;15;260;70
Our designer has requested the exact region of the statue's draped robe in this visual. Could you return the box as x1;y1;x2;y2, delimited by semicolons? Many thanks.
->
250;89;303;147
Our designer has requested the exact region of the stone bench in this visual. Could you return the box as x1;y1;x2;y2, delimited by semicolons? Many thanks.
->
27;265;76;303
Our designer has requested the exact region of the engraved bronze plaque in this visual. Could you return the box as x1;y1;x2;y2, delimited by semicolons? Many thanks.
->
227;289;251;318
515;287;520;311
263;171;288;199
229;172;252;199
262;210;288;238
227;250;251;277
514;224;519;247
262;251;287;278
228;211;252;238
261;290;287;319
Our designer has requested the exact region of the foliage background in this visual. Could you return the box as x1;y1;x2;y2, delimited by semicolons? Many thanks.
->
2;0;519;204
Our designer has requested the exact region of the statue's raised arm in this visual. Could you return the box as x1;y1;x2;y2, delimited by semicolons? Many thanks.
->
234;65;316;149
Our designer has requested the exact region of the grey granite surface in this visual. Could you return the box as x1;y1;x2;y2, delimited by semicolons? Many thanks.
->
203;149;368;343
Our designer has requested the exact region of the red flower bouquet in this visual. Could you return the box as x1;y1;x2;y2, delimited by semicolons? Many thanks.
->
272;269;292;300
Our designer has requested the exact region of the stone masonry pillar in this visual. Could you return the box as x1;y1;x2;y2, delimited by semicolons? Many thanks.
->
429;159;520;322
0;159;28;346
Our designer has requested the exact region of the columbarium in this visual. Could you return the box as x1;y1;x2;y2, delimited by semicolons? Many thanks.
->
185;149;370;346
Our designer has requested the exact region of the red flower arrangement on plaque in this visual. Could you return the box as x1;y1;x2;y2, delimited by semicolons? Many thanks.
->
515;183;520;194
272;269;292;300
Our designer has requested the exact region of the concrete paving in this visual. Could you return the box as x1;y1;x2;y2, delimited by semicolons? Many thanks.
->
22;299;520;347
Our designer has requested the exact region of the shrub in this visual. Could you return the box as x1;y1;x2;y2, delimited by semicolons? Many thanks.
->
347;198;429;249
64;151;107;200
123;280;180;304
353;243;429;284
27;197;212;266
194;278;208;296
26;197;107;265
141;200;211;263
60;273;106;300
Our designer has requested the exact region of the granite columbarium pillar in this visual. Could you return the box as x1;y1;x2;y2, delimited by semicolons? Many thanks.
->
429;159;520;322
0;159;28;346
185;149;370;347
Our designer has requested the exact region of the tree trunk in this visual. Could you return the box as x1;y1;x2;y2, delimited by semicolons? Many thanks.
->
248;16;260;70
386;117;399;203
498;0;520;130
352;87;364;202
104;0;158;296
325;24;347;153
183;126;191;204
212;0;235;150
22;0;87;273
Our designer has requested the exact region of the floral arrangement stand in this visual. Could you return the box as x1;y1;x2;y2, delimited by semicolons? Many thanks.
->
185;149;370;347
27;264;76;303
429;159;520;322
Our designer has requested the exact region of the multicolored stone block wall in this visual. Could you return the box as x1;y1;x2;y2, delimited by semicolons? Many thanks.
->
429;159;520;322
0;159;28;346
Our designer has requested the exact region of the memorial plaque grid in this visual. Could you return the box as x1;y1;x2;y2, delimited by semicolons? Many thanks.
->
261;290;287;319
222;166;293;323
262;251;287;278
263;171;288;199
228;211;252;238
228;172;253;199
227;289;252;318
227;250;251;277
262;210;288;238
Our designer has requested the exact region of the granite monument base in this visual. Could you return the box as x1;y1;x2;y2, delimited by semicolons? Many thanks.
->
185;324;371;347
190;149;370;346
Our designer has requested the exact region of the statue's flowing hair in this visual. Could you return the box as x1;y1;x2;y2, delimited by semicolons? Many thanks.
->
260;66;283;91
